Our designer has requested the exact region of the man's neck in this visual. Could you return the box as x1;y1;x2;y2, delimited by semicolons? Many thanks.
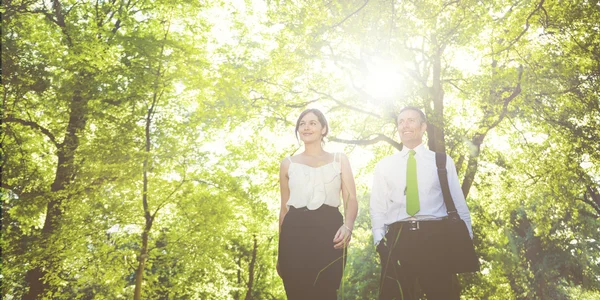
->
403;141;422;150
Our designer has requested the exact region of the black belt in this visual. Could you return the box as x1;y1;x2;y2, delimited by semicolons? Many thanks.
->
390;219;445;231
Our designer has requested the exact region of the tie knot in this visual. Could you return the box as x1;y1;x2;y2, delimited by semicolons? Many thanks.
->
409;149;416;156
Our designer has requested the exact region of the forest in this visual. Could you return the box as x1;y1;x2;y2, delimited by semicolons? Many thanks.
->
2;0;599;299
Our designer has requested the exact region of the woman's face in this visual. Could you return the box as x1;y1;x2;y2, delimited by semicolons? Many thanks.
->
297;112;326;144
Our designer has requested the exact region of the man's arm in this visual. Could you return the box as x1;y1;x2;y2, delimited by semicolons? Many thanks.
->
446;155;473;238
370;163;388;245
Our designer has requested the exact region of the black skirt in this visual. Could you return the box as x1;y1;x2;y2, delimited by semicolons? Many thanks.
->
278;205;345;300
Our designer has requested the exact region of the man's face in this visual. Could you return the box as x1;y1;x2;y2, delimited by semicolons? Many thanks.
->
397;109;427;145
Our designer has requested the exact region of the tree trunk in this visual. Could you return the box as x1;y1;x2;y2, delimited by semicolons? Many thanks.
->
461;133;485;198
426;36;446;153
460;66;522;198
133;106;155;300
132;19;170;295
514;212;544;299
133;225;152;300
24;91;88;299
235;256;242;300
244;235;258;300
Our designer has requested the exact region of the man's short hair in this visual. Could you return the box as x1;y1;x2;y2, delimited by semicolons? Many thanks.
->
397;106;427;124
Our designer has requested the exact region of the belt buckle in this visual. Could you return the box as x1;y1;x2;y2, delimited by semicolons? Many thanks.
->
409;220;420;231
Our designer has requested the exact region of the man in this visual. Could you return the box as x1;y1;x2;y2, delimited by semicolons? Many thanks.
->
370;106;473;300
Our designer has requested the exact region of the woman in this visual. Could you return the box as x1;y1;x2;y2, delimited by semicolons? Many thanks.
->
277;108;358;299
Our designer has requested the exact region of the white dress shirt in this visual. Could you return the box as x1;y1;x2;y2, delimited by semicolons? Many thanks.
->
370;144;473;245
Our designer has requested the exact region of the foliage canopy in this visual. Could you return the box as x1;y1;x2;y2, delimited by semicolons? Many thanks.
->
2;0;599;299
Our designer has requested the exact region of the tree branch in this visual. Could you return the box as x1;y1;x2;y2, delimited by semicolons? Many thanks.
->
580;194;600;218
330;134;402;150
328;0;370;30
486;65;523;131
283;99;319;108
495;0;546;54
51;0;74;46
566;30;600;60
152;177;187;218
586;186;600;206
445;79;469;95
462;66;523;197
308;88;382;119
4;115;60;148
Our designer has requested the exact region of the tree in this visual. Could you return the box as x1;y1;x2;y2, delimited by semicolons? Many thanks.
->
263;0;600;298
2;0;598;298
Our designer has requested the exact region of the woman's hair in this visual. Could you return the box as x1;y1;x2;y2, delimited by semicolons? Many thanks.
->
295;108;329;142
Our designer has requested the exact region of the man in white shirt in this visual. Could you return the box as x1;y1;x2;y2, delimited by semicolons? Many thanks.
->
370;107;473;300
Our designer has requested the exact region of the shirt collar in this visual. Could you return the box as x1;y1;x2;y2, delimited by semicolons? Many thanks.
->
400;143;425;157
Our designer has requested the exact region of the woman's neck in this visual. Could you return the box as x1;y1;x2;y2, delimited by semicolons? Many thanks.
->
303;142;325;157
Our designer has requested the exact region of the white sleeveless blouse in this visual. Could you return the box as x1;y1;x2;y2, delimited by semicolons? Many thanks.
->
286;153;342;210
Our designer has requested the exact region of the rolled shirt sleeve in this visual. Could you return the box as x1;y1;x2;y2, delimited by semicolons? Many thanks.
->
446;155;473;239
370;162;388;245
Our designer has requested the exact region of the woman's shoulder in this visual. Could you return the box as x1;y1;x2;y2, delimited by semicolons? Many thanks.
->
286;154;304;163
337;152;348;158
335;152;349;162
280;155;294;168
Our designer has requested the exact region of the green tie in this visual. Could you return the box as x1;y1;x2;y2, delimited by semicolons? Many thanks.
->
406;150;420;216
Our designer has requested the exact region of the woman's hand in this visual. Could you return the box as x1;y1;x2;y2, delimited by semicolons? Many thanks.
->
333;224;352;249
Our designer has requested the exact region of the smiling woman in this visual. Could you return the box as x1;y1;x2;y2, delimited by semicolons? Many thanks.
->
277;108;359;299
